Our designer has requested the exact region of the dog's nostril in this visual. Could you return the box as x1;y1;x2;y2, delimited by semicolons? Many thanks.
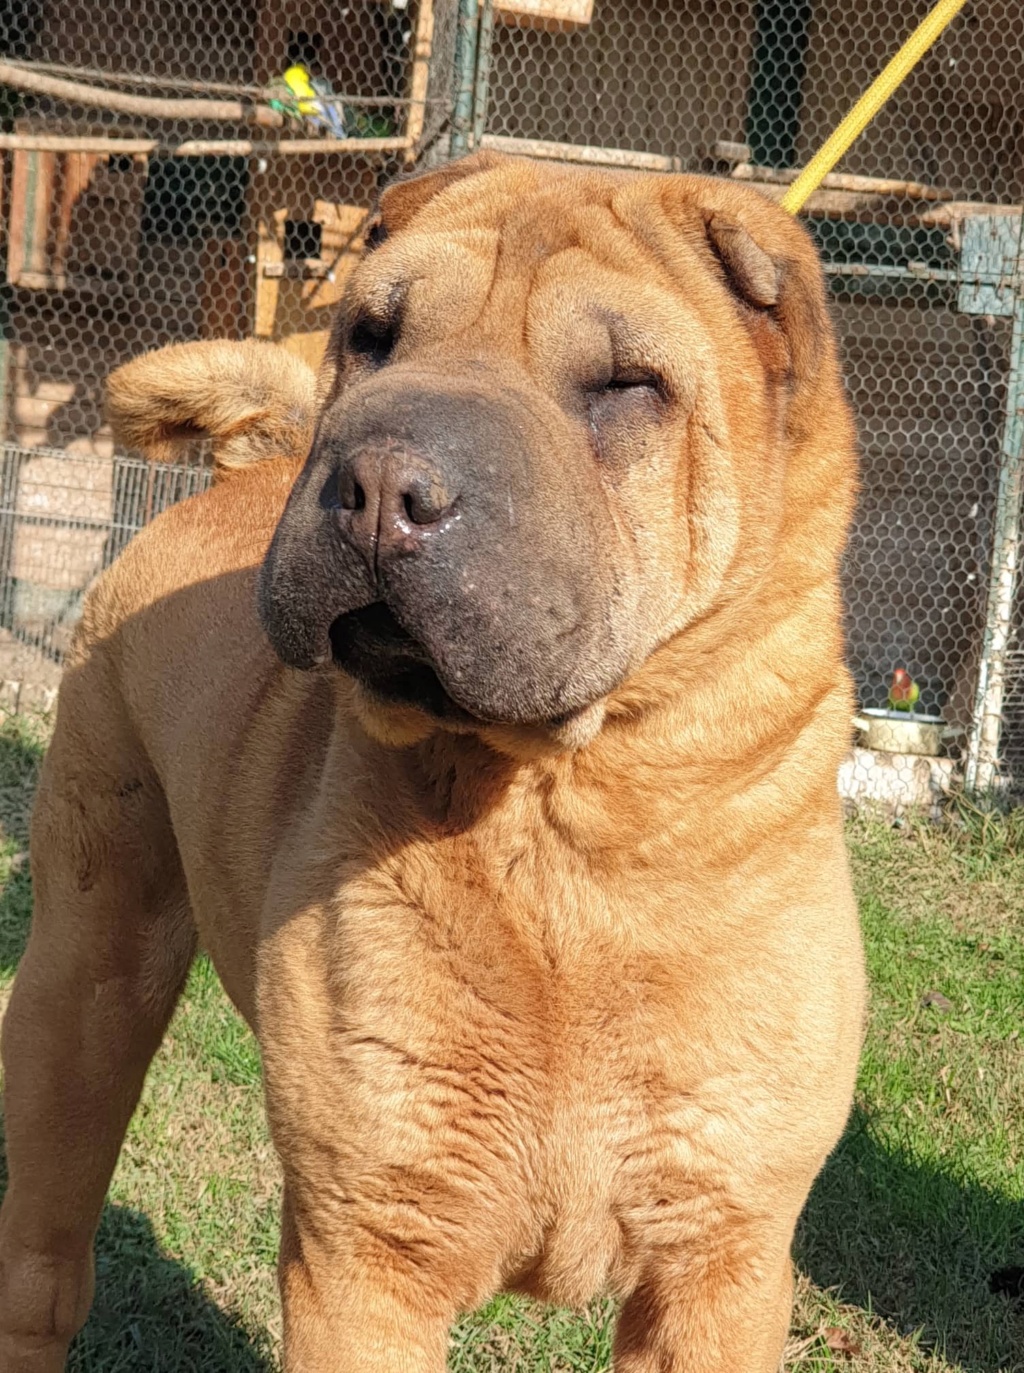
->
402;477;453;526
337;466;367;513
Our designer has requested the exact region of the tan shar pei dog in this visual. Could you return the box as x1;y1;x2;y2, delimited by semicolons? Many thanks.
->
0;151;864;1372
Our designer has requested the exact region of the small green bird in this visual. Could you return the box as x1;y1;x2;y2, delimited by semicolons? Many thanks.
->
888;667;920;712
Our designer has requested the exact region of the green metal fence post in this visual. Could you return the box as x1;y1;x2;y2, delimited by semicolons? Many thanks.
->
965;220;1024;796
471;0;495;151
449;0;481;158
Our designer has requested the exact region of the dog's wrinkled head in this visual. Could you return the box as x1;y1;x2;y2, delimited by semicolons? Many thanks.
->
258;152;851;745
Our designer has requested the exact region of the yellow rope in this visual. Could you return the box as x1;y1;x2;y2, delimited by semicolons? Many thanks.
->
781;0;968;215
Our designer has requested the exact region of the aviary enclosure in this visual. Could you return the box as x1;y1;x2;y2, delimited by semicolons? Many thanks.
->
0;0;1021;804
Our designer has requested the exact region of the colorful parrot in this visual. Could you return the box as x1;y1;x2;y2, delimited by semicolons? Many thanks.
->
268;64;347;138
887;667;920;712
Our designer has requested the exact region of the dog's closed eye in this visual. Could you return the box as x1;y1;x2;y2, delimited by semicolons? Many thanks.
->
349;314;398;368
600;371;664;396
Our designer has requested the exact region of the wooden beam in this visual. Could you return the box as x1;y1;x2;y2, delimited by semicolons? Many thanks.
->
749;179;1022;227
480;136;1023;229
0;133;412;156
0;59;283;127
479;134;682;173
730;162;955;203
7;151;56;286
494;0;593;28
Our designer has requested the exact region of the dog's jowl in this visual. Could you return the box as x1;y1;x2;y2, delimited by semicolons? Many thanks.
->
0;153;864;1373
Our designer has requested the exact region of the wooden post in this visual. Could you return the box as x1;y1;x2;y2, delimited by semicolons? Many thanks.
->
254;205;287;339
7;150;56;286
405;0;435;160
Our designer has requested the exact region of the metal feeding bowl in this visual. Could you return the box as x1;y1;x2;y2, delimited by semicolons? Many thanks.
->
852;707;959;758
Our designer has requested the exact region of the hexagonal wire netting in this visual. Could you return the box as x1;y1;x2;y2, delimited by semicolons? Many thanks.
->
0;0;1022;808
479;0;1024;807
0;0;459;694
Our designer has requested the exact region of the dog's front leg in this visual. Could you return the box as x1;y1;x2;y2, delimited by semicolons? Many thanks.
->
0;679;196;1373
277;1182;456;1373
256;913;508;1373
613;1227;796;1373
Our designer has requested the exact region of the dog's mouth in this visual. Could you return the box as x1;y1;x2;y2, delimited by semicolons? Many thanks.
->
328;603;471;721
327;603;597;736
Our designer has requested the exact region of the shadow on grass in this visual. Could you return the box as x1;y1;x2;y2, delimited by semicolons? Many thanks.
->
798;1107;1024;1371
0;710;44;977
72;1204;275;1373
0;858;32;979
0;1118;274;1373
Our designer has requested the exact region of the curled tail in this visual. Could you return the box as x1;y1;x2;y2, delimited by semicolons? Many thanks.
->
106;340;316;477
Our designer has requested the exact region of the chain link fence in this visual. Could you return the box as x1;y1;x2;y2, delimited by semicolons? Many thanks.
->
0;0;1022;808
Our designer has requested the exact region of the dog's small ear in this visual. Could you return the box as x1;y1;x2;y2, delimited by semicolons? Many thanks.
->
703;214;779;309
664;178;833;391
365;150;508;247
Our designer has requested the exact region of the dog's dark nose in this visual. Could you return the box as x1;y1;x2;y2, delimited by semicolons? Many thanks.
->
336;446;457;565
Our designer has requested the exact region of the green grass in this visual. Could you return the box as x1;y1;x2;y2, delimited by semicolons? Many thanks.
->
0;711;1022;1370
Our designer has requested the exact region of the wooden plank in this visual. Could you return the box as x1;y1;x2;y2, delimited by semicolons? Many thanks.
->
709;141;751;166
480;137;1024;229
8;150;148;291
175;137;412;156
746;179;1021;227
261;261;331;280
0;134;155;154
494;0;593;29
730;163;955;203
480;133;682;172
51;152;100;282
956;215;1022;317
915;200;1024;230
0;133;412;155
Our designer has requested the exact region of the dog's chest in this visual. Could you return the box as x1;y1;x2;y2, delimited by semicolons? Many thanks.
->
511;956;742;1305
326;858;752;1306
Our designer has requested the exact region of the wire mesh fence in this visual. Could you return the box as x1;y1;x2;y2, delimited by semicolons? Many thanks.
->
0;0;1022;810
0;442;211;680
482;0;1024;807
0;0;459;671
